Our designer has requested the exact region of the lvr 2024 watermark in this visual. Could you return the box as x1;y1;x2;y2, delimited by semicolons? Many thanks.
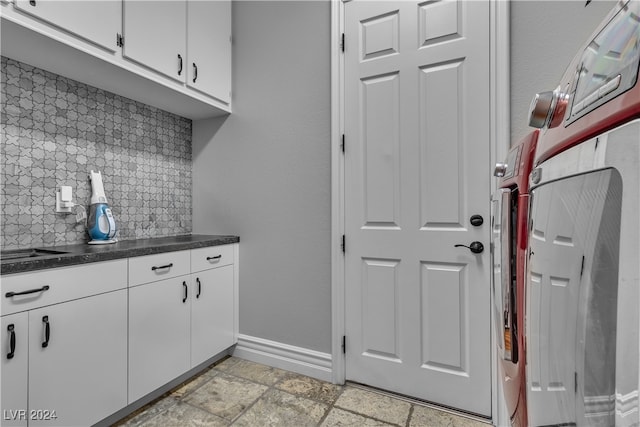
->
3;409;58;421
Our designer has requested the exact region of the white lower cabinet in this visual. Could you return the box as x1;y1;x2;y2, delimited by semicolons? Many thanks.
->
128;276;191;403
28;291;127;427
1;243;237;425
0;260;128;427
1;313;28;427
128;244;237;403
190;264;234;367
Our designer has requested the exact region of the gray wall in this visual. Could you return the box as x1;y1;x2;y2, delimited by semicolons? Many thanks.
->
510;0;617;144
193;0;618;356
1;56;192;250
192;1;331;353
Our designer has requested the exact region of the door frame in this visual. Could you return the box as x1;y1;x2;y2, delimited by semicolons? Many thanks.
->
330;0;511;422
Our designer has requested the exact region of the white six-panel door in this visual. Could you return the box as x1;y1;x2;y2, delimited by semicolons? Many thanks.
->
344;0;491;416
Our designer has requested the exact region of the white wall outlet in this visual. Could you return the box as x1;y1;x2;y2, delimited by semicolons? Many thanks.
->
56;186;73;213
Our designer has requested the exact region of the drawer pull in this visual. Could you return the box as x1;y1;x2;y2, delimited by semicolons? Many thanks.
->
206;255;222;261
151;263;174;271
5;285;50;298
182;281;188;303
196;277;202;299
42;316;50;348
7;324;15;360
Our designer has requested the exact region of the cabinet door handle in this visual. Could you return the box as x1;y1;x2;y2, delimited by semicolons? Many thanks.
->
151;263;173;271
7;324;15;360
41;316;50;348
5;285;50;298
196;277;201;299
178;54;183;76
29;0;35;5
192;63;198;83
206;255;222;261
182;281;188;303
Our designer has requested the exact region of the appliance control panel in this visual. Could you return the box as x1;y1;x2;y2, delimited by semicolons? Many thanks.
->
567;0;640;124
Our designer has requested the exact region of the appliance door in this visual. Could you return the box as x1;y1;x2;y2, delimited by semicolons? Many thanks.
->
526;119;640;427
492;188;517;363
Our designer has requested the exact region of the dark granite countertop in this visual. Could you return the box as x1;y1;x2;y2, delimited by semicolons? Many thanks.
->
0;234;240;275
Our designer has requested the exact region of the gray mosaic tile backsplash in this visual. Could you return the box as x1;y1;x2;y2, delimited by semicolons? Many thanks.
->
1;56;192;250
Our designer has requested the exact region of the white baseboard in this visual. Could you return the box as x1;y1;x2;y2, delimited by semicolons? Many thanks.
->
584;394;615;420
582;391;639;421
616;390;639;419
232;334;333;383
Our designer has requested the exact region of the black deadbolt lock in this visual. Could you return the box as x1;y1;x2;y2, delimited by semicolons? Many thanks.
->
470;215;484;227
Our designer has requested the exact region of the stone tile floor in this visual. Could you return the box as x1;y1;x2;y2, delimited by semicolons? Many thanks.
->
113;357;491;427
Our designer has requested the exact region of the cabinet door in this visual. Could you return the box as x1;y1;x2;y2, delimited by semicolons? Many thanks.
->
191;265;234;367
123;0;187;82
1;313;28;427
14;0;121;52
128;277;190;403
28;290;127;427
186;0;231;103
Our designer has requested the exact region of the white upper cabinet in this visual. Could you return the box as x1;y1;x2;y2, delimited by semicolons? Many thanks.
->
122;0;187;82
1;0;231;118
187;0;231;104
14;0;121;52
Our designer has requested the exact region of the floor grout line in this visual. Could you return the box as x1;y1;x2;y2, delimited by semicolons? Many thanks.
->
406;404;415;427
314;384;345;427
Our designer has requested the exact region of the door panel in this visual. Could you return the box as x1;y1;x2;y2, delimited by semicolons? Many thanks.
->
360;73;401;227
345;0;491;416
419;60;465;228
360;11;399;60
419;0;460;45
361;258;400;360
421;262;466;373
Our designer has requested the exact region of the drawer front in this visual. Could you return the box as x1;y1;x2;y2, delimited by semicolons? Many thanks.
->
1;259;127;316
129;250;190;287
191;244;234;273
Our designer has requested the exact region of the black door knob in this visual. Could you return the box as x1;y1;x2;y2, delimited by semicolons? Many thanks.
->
455;242;484;254
470;215;484;227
